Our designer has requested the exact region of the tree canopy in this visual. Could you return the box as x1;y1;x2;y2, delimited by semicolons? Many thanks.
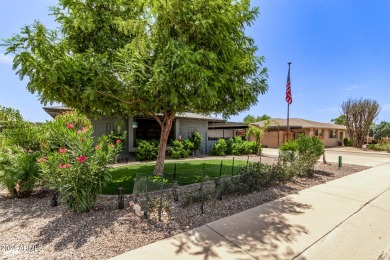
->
3;0;268;173
243;114;270;124
373;121;390;142
330;115;345;125
341;98;380;148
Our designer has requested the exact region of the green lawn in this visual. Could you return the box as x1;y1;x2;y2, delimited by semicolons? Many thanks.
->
102;159;248;194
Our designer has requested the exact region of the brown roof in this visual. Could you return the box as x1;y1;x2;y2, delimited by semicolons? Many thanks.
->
43;107;225;122
252;118;347;130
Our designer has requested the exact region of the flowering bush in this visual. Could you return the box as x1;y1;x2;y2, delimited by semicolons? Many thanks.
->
38;112;122;212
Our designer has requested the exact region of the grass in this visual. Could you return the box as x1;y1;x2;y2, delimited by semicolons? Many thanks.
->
102;159;249;194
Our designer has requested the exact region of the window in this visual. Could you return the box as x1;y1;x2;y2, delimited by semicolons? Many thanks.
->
314;129;323;137
106;123;118;134
134;118;175;146
329;130;336;138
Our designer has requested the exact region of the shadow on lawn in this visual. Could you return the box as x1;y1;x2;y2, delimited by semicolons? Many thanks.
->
170;197;311;260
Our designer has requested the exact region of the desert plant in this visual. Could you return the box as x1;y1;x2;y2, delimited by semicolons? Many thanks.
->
279;135;324;177
237;163;272;193
38;112;122;213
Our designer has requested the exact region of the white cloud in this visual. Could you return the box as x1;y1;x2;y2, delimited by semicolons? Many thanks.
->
0;54;14;65
344;85;362;91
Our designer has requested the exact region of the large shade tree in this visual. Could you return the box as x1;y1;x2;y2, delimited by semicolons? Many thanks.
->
341;98;380;148
3;0;268;174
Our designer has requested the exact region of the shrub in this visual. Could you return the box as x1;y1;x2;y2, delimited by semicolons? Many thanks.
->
210;139;227;156
226;138;234;155
367;144;390;152
135;140;159;161
0;147;39;197
237;163;272;193
279;135;324;177
38;112;122;213
189;131;202;152
279;138;298;151
0;106;42;197
343;138;352;146
168;140;192;159
231;137;243;155
229;137;257;155
183;140;194;154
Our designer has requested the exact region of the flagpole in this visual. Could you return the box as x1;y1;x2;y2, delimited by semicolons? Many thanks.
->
287;62;291;139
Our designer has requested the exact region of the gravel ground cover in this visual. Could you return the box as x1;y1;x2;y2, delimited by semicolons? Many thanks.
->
0;158;369;260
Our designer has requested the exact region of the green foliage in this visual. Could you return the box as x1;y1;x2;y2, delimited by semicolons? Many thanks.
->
210;139;227;156
0;105;42;197
226;138;234;155
135;140;159;161
231;137;257;155
246;122;270;155
168;140;192;159
373;121;390;141
279;135;324;177
0;147;39;197
189;131;202;152
211;137;257;156
243;114;271;124
0;105;42;151
106;123;127;150
279;139;298;151
3;0;268;175
236;163;272;193
295;135;324;158
343;138;352;146
367;143;390;152
38;112;122;213
331;115;345;125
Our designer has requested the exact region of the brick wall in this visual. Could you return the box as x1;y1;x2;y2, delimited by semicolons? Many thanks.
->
261;131;284;148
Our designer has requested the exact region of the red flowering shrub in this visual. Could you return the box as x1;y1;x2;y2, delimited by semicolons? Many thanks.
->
38;112;122;213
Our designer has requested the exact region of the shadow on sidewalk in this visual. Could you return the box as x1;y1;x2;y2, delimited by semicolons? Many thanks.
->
170;197;311;260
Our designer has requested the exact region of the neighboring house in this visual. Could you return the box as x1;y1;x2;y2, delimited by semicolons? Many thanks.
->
43;106;225;154
252;118;348;148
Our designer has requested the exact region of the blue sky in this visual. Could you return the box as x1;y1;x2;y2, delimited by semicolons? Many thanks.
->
1;0;389;123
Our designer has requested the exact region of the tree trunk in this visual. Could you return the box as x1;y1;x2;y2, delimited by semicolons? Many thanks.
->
154;112;175;175
322;151;327;164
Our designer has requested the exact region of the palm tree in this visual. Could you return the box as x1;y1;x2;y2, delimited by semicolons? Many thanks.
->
246;120;271;155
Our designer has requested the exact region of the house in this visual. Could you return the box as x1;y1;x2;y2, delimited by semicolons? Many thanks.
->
43;106;225;154
207;121;250;151
252;118;348;148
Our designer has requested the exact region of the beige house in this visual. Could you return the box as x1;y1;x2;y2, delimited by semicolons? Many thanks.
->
253;118;348;148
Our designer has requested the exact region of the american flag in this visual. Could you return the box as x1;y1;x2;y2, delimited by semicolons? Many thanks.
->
286;64;292;104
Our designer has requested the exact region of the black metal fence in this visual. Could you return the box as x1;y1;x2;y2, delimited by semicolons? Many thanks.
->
130;159;256;222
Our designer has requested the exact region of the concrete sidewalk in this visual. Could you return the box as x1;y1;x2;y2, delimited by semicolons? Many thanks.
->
112;163;390;260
